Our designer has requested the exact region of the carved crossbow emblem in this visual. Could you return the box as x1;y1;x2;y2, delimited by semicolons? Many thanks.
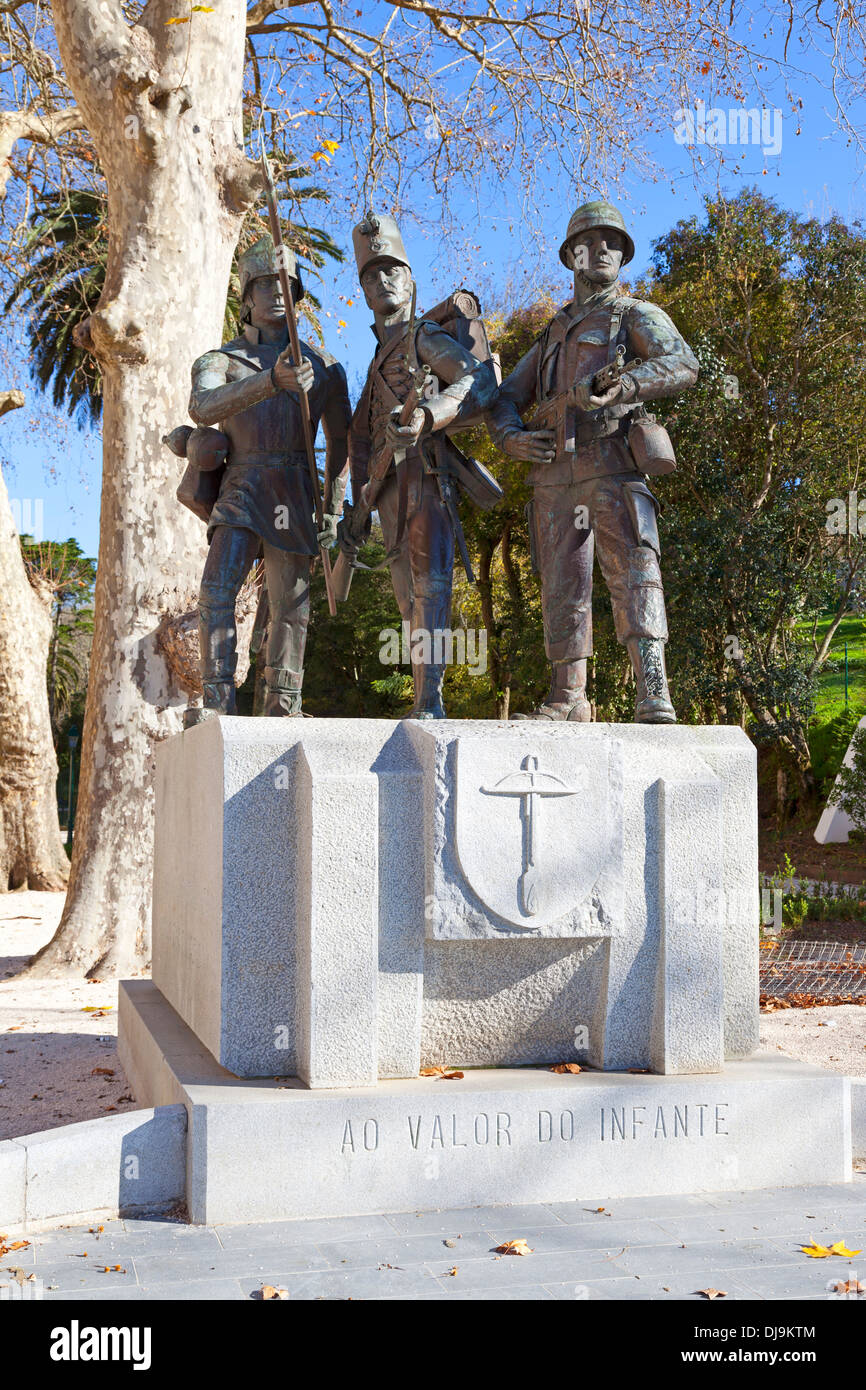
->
481;753;580;918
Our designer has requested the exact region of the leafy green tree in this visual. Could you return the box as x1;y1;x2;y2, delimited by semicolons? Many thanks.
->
639;190;866;805
450;296;555;718
829;726;866;833
5;154;344;429
19;535;96;735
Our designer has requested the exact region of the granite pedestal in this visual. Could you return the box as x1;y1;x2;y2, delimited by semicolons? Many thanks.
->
118;717;851;1223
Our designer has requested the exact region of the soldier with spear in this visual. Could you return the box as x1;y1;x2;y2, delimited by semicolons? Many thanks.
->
181;160;350;722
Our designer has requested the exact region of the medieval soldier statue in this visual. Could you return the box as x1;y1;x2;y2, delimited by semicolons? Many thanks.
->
341;212;497;719
185;235;351;722
487;200;699;723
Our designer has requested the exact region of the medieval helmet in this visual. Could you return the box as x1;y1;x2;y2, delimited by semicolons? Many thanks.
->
559;200;635;268
237;233;304;307
352;210;410;281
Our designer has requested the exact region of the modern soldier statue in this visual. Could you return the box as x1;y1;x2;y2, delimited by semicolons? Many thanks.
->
343;212;496;719
487;200;698;723
185;235;351;723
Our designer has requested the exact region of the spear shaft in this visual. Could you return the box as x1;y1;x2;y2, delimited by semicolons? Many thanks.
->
259;150;336;616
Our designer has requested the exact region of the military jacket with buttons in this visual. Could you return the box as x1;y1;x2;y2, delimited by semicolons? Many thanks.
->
189;323;351;554
349;318;495;510
487;286;698;486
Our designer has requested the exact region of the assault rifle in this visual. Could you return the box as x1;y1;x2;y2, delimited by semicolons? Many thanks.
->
332;359;432;603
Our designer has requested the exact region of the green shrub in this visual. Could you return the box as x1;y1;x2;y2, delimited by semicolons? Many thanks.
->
829;725;866;832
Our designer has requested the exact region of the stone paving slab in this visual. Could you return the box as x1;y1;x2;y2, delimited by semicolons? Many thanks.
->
9;1176;865;1301
652;1208;866;1244
130;1244;330;1283
214;1213;400;1248
733;1261;862;1300
543;1276;770;1300
236;1265;445;1300
381;1203;569;1236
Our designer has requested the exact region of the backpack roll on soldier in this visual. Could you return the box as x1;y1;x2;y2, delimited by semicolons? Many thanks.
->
165;233;351;723
486;198;699;723
337;210;500;720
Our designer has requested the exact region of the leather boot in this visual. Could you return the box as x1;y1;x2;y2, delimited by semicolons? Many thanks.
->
627;637;677;723
184;604;238;729
184;680;235;729
512;658;592;722
409;663;446;720
263;665;304;717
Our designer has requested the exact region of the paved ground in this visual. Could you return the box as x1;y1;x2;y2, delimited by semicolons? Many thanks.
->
4;1176;865;1301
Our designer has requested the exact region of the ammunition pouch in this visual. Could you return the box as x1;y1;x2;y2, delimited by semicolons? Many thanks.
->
264;665;303;693
622;479;662;555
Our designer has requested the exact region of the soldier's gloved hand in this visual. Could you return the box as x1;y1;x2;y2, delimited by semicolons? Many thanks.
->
273;353;315;394
317;513;340;549
385;406;426;451
571;375;623;412
501;428;556;464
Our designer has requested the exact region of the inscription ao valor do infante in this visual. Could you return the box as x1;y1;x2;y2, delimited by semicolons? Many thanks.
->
339;1103;731;1154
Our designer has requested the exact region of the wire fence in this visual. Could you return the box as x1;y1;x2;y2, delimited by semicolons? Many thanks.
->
760;939;866;1000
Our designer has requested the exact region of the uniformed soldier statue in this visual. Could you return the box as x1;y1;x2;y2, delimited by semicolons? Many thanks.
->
346;212;495;719
186;236;351;722
487;200;699;723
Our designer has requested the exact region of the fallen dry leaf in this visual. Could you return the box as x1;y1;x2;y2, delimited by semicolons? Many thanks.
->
550;1062;582;1074
420;1066;464;1080
495;1239;533;1256
440;1071;464;1080
801;1238;861;1259
447;1266;458;1276
697;1287;727;1299
91;1068;114;1077
260;1284;289;1300
831;1278;866;1295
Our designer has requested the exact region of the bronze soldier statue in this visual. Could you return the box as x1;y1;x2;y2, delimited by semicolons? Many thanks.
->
341;212;497;719
487;200;698;723
184;235;350;722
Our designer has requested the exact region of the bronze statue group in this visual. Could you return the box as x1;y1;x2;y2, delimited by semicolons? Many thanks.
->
167;201;699;726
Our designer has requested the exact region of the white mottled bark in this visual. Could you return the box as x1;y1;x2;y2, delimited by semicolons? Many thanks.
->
0;391;70;890
30;0;259;974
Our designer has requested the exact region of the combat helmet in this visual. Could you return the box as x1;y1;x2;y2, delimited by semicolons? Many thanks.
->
559;200;635;268
352;210;410;280
237;233;304;305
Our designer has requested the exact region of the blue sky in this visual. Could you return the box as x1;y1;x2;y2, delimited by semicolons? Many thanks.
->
2;12;864;563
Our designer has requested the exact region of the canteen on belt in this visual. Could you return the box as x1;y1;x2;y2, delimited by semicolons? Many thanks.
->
187;426;230;472
628;412;677;476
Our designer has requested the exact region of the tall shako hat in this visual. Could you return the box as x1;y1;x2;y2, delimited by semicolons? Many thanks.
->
352;210;410;280
559;200;635;268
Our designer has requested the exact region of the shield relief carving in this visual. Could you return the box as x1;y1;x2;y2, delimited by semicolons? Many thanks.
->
448;734;623;936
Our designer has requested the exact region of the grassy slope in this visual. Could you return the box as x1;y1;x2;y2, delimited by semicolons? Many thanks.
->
800;615;866;790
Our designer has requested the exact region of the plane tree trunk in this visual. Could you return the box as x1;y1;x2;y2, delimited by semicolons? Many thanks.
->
0;390;70;891
29;0;259;975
